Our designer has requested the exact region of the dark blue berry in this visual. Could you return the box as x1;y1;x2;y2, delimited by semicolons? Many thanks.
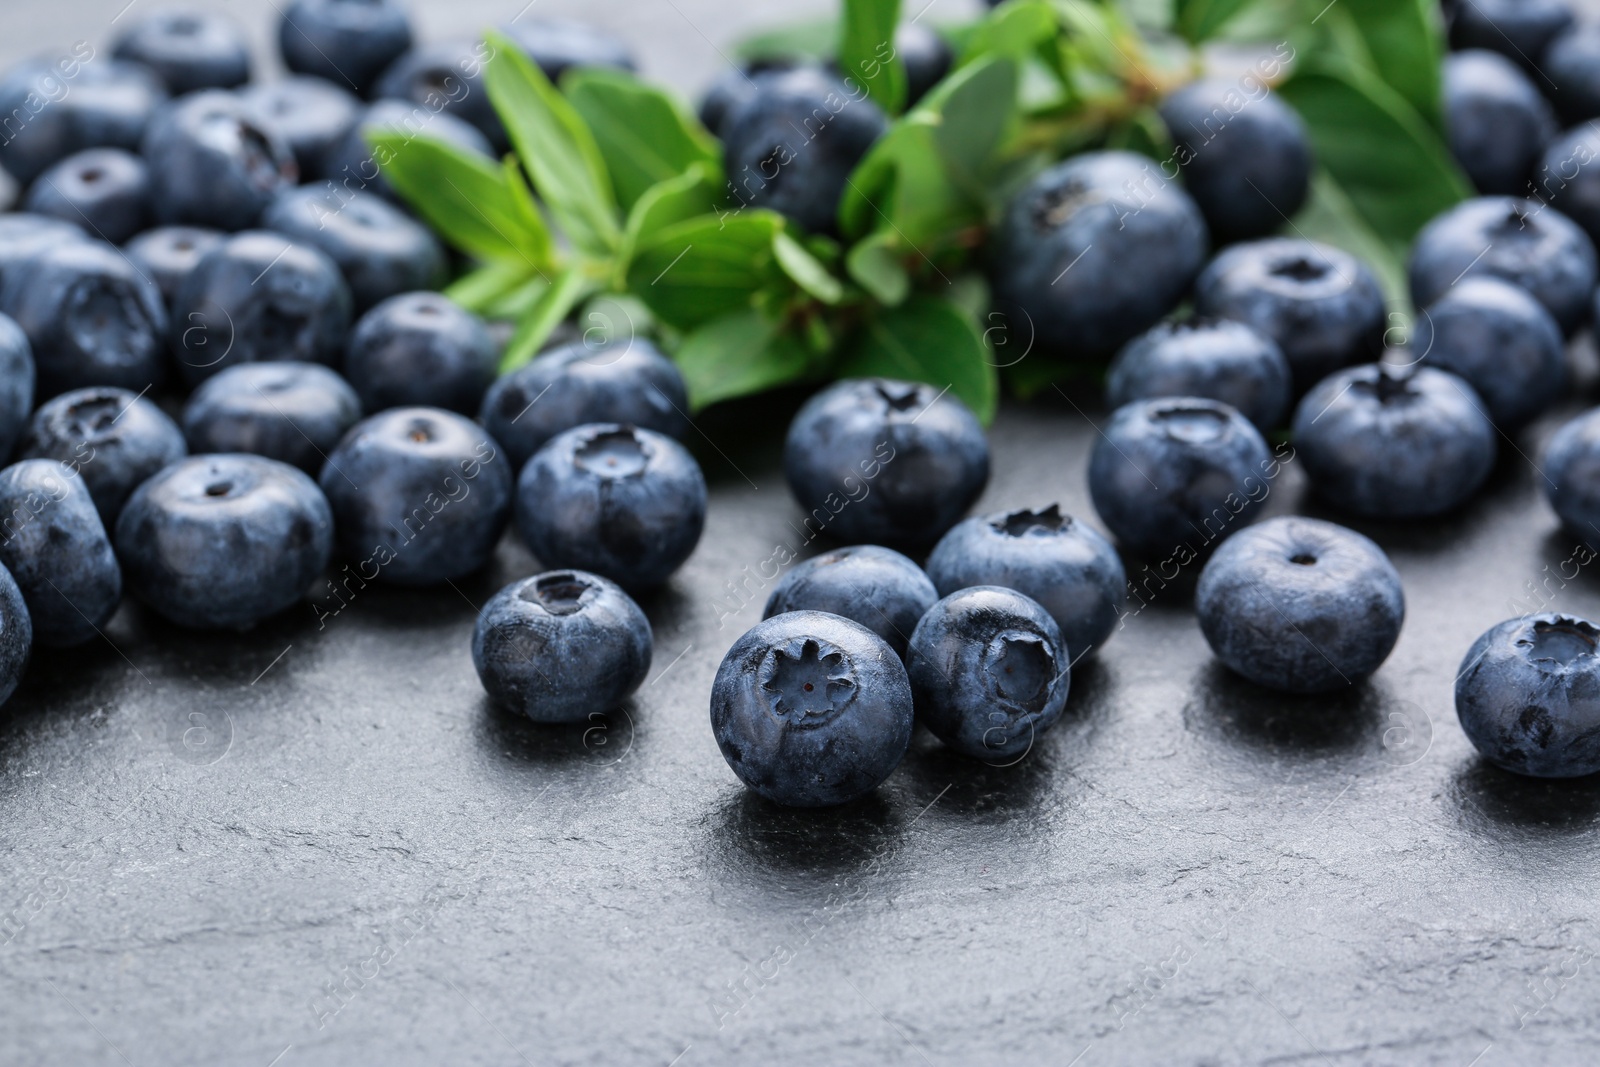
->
698;61;797;140
1450;0;1573;75
0;459;121;647
711;610;913;807
1541;26;1600;124
262;186;446;313
21;386;186;526
278;0;413;98
0;312;35;461
1444;50;1557;196
1541;407;1600;547
1196;516;1404;694
182;362;361;474
141;91;299;230
0;55;165;186
343;292;495;415
1106;317;1291;430
240;77;363;182
762;544;936;660
1413;276;1565;430
23;148;151;244
516;423;706;590
112;9;252;96
0;214;87;289
0;561;31;708
123;225;225;306
1536;124;1600;251
473;569;652;723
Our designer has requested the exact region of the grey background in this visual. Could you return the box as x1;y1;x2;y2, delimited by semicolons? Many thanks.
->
1;2;1599;1066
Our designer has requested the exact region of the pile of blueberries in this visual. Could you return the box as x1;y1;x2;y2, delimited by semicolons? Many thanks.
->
0;0;1595;811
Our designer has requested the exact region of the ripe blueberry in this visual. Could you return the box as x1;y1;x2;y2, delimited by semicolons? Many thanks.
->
240;77;363;182
763;545;936;660
22;148;151;245
0;57;165;187
0;459;121;648
343;292;495;415
141;91;299;231
1443;50;1557;196
123;226;225;306
0;312;35;461
1541;407;1600;547
262;186;446;313
278;0;413;97
1106;318;1291;431
112;9;252;95
21;386;186;527
1412;276;1565;430
0;561;31;708
182;362;361;474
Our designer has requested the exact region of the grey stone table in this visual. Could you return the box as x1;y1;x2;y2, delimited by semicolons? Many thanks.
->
2;3;1599;1066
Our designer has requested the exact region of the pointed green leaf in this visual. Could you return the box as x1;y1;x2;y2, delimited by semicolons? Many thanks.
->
773;232;845;304
565;68;719;212
499;267;594;373
1320;0;1445;129
845;232;910;305
838;295;999;422
673;309;813;409
446;261;542;313
626;211;787;330
839;0;907;114
1173;0;1257;43
961;0;1058;62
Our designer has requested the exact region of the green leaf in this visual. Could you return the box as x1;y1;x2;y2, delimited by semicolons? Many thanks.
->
370;133;552;268
846;232;911;305
500;268;593;373
620;164;719;266
1173;0;1257;43
564;68;719;212
445;261;541;313
625;211;786;330
838;0;906;114
961;0;1058;63
1277;65;1469;245
736;18;840;63
773;231;845;304
928;57;1019;199
1320;0;1445;129
482;30;620;257
673;309;813;409
1288;168;1411;315
838;295;999;423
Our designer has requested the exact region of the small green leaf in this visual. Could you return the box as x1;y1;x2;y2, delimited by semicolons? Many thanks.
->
482;30;620;257
846;233;910;305
445;261;541;314
1319;0;1445;129
773;231;845;304
839;0;907;114
928;57;1019;199
565;68;719;212
736;18;840;63
500;268;593;373
960;0;1058;63
838;295;999;423
626;211;786;330
673;309;813;409
620;164;719;266
1173;0;1257;43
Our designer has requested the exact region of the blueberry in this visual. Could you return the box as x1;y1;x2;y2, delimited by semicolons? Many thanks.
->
141;91;299;231
181;362;361;473
261;186;446;313
762;545;936;660
0;56;166;187
0;241;168;399
278;0;413;98
989;151;1209;360
1408;197;1597;336
0;214;87;289
710;610;913;807
479;338;690;469
1443;51;1557;197
516;423;706;590
1106;318;1291;431
698;60;797;140
1455;613;1600;778
116;454;332;630
122;225;225;306
925;504;1126;661
22;148;151;244
171;230;352;387
721;66;888;233
0;459;121;647
783;378;989;550
1292;364;1496;519
0;313;35;461
1449;0;1573;74
21;386;186;526
1088;397;1273;559
1542;26;1600;124
373;40;503;150
240;77;363;181
1195;238;1386;394
1413;276;1564;430
1157;79;1312;244
319;407;512;586
112;9;252;96
893;23;952;106
500;19;638;84
472;569;652;723
323;100;494;205
1535;125;1600;251
1196;516;1404;694
343;292;495;415
0;562;31;708
1541;406;1600;545
906;586;1069;761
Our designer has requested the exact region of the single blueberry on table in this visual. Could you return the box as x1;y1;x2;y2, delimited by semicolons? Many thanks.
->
989;150;1209;360
698;60;797;140
0;460;121;648
1536;125;1600;252
1157;79;1312;244
1292;365;1496;519
171;230;352;387
112;9;252;96
0;561;31;708
1449;0;1574;74
472;570;652;724
1087;397;1273;560
1196;517;1404;694
1195;238;1386;394
141;91;300;232
324;100;494;205
1408;197;1597;336
500;19;638;84
1542;26;1600;124
261;186;446;313
1443;50;1557;196
1106;318;1291;431
0;56;166;187
21;386;186;527
783;378;989;550
123;226;225;306
479;338;690;470
117;454;333;630
1412;276;1565;430
0;313;35;461
278;0;413;98
182;362;361;474
0;214;87;289
1456;613;1600;778
373;40;503;151
1541;407;1600;546
925;504;1126;661
22;148;151;245
343;292;496;415
721;66;888;234
0;241;169;399
907;586;1070;761
240;78;363;182
711;610;913;808
516;423;706;590
762;545;936;661
319;407;512;586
